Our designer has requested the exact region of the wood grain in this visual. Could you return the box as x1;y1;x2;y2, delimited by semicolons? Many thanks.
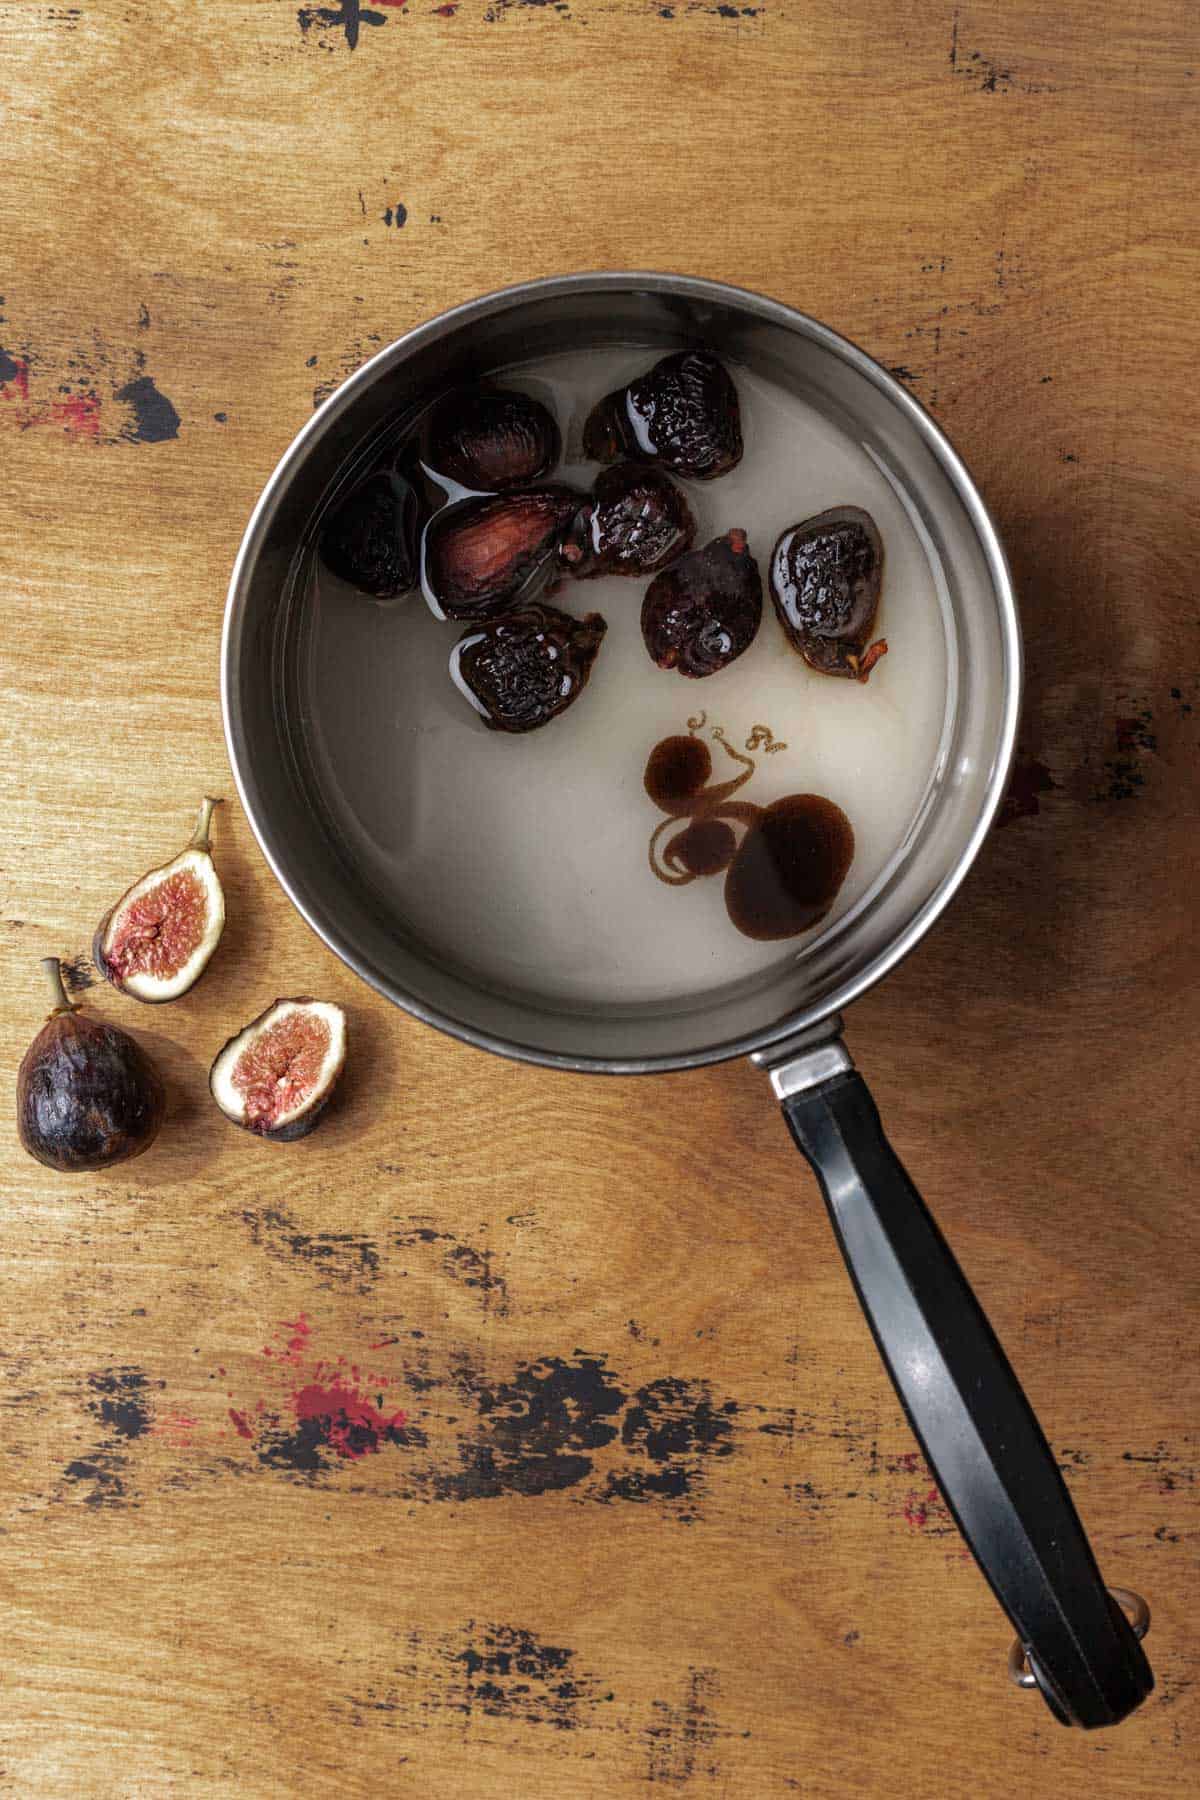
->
1;0;1198;1793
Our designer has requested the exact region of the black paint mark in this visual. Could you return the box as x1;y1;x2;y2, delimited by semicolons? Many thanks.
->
115;373;181;443
996;753;1056;827
256;1408;420;1475
213;411;228;422
1059;448;1079;463
1122;1442;1197;1493
383;202;407;228
645;1667;722;1784
456;1625;599;1730
951;41;1056;95
136;303;150;331
393;1225;509;1316
60;954;98;991
886;362;921;386
312;334;384;407
343;1621;612;1733
62;1367;163;1508
0;344;24;385
600;1378;737;1512
88;1367;157;1439
297;2;388;50
241;1205;380;1292
62;1451;127;1508
429;1354;625;1500
232;1341;746;1513
1094;707;1156;801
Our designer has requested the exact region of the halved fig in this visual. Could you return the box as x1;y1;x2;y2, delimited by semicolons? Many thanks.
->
94;798;225;1003
18;958;165;1172
210;998;347;1141
769;506;887;681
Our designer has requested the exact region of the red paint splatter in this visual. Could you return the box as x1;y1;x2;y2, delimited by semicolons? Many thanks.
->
292;1379;407;1459
377;0;406;6
997;753;1056;827
902;1486;941;1528
433;3;458;12
152;1410;198;1447
262;1313;312;1365
368;1335;401;1350
226;1316;409;1463
49;392;102;438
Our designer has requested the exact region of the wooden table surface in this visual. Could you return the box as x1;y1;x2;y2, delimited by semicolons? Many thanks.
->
2;1;1197;1793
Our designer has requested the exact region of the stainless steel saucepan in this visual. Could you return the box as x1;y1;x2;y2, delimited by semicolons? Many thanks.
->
221;273;1152;1727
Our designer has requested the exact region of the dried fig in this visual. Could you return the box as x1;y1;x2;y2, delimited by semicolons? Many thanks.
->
93;798;225;1003
641;529;763;678
210;998;347;1141
320;467;421;597
583;349;743;481
17;959;166;1172
450;603;607;733
559;464;695;579
770;506;887;680
426;386;560;492
424;488;582;619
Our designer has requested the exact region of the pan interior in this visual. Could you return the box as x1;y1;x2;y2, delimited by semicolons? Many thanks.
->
226;282;1011;1068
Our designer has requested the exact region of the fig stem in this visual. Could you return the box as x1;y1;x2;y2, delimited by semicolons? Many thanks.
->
189;796;223;853
40;956;78;1016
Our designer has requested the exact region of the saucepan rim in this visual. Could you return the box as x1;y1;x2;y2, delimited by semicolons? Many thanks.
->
221;270;1021;1073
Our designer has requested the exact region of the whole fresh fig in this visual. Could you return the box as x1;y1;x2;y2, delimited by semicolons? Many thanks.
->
17;959;166;1172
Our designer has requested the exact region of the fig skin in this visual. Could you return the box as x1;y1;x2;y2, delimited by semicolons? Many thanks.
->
93;797;225;1004
426;386;561;492
320;467;422;597
451;603;607;733
17;959;166;1173
582;349;743;481
641;529;763;678
209;997;346;1142
424;487;583;620
559;464;696;579
769;505;888;681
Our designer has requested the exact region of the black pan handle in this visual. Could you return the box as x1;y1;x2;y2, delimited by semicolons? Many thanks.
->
765;1033;1153;1728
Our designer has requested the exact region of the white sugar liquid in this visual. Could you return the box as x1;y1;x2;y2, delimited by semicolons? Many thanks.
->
301;348;949;1008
